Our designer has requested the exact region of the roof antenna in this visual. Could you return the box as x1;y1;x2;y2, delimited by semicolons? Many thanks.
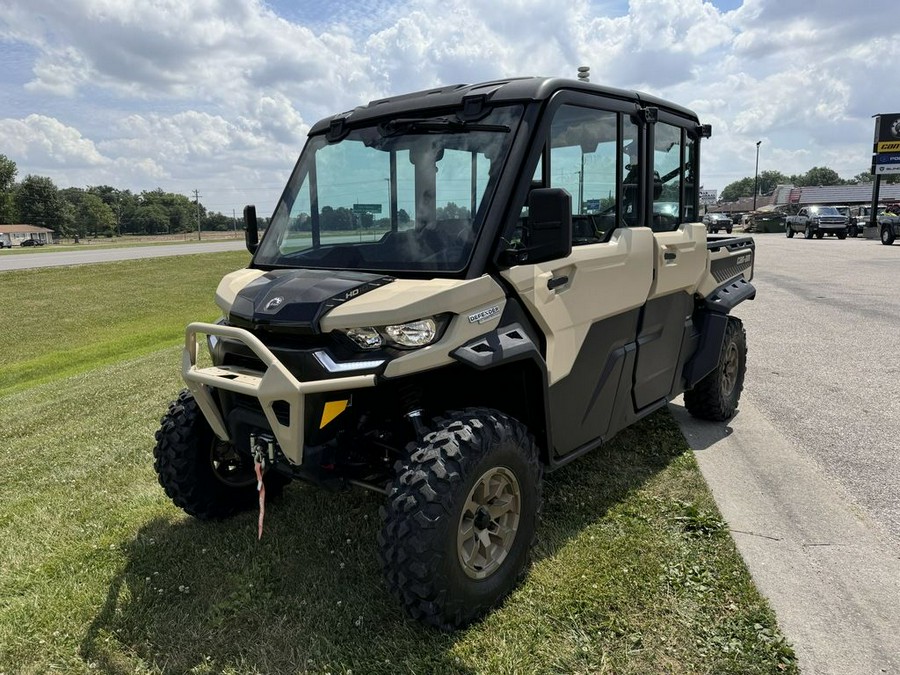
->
577;66;590;83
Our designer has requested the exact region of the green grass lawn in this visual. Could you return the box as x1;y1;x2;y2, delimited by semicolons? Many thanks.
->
0;252;249;396
0;254;797;674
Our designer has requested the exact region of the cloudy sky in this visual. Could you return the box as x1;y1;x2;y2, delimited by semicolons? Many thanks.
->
0;0;896;216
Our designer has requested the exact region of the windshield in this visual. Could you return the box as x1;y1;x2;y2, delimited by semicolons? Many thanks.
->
812;206;840;216
254;105;523;273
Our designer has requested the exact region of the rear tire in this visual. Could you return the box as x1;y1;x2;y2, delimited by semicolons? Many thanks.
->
378;408;542;630
154;389;286;520
882;226;896;245
684;318;747;421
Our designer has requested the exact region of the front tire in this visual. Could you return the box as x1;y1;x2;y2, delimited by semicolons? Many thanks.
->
804;225;814;239
882;226;896;245
837;231;846;240
786;225;794;238
815;231;824;239
378;408;542;630
684;318;747;421
849;225;859;237
154;389;286;520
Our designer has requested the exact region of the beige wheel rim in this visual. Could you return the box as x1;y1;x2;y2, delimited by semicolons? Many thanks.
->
721;341;739;397
457;466;521;580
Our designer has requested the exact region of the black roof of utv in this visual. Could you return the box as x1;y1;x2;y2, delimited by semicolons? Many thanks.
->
308;77;700;135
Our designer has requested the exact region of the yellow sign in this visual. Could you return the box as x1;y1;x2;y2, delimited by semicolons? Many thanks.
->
877;141;900;153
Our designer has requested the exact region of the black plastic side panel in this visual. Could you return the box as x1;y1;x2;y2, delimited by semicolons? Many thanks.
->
632;292;694;410
546;309;640;458
682;310;728;388
451;298;553;457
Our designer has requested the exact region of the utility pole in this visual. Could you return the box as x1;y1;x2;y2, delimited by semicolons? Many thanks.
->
753;141;761;212
193;189;202;240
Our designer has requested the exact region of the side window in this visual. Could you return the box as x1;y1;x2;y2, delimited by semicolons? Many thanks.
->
547;105;624;244
653;123;683;231
652;123;699;230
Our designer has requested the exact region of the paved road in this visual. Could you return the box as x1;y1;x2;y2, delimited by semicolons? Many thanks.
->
0;240;248;271
736;233;900;546
676;232;900;674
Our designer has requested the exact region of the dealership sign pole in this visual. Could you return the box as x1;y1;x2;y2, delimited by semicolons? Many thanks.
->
870;113;900;226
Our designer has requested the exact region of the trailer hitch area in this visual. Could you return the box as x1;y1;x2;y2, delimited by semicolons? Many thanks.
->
250;433;276;540
250;433;277;467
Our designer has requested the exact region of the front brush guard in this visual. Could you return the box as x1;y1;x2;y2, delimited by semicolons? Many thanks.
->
181;322;376;465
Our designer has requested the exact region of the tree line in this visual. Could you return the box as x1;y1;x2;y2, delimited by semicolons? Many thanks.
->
719;166;897;203
0;154;255;237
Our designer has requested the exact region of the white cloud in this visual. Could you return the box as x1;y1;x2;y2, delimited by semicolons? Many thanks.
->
0;115;107;166
1;0;898;207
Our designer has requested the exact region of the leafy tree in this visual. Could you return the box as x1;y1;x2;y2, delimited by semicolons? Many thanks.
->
792;166;844;187
204;212;234;231
436;202;471;220
720;177;755;202
0;154;18;223
78;193;116;236
0;154;15;191
133;203;170;234
140;189;201;234
15;175;64;232
758;170;789;195
851;172;873;184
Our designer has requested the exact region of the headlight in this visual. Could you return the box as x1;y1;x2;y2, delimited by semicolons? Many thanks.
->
384;318;438;348
340;316;445;351
344;326;383;350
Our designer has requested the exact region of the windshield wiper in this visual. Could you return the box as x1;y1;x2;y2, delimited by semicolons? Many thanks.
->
380;117;510;137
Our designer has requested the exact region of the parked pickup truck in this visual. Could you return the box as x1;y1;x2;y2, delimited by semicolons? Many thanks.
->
785;205;848;240
153;76;757;630
879;207;900;245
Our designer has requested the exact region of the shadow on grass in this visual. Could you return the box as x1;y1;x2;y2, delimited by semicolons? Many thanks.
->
82;410;687;674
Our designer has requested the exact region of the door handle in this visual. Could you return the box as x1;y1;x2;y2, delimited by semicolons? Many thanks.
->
664;251;677;261
547;275;569;291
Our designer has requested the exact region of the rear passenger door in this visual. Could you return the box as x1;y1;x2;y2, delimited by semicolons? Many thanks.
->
632;118;706;410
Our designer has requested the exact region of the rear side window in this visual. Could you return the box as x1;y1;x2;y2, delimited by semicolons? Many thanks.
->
652;122;699;230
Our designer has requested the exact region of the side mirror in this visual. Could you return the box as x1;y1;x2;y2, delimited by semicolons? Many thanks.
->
510;188;572;265
243;204;259;254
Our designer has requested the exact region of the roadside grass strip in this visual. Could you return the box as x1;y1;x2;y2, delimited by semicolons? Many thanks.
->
0;347;797;674
0;252;249;396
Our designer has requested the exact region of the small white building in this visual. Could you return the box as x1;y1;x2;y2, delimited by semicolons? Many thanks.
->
0;224;55;246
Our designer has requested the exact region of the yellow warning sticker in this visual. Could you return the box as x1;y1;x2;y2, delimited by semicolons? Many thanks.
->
877;141;900;152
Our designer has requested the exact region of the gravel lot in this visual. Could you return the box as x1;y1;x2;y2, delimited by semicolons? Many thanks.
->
736;232;900;547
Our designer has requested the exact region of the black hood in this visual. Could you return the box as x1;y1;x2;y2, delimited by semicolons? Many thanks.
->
228;269;394;334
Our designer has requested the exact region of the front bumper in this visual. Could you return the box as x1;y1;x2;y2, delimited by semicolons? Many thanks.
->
182;322;377;465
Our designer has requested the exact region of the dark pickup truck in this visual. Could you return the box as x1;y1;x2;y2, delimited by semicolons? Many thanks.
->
785;205;848;240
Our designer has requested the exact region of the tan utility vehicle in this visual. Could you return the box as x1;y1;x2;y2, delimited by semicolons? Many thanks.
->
154;77;756;630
